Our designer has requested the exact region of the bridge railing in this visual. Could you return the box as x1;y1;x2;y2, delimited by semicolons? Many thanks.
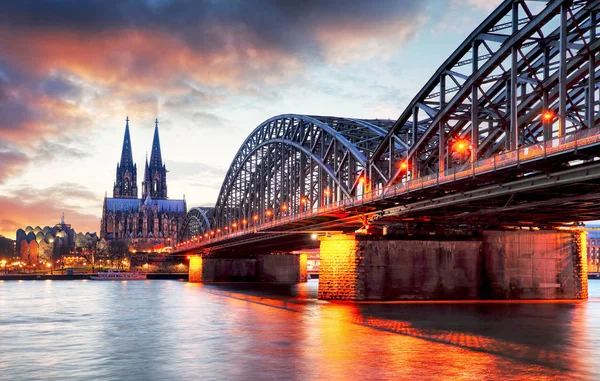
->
177;127;600;251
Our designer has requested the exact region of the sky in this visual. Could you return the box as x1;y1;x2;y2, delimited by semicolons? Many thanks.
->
0;0;502;239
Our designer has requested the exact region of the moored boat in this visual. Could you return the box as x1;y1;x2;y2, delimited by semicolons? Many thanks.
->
90;271;147;280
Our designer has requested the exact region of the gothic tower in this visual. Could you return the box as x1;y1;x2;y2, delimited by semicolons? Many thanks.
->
143;119;167;200
113;117;138;198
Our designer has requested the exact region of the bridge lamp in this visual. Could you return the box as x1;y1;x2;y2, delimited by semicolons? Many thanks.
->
204;233;208;237
542;110;556;122
452;139;470;154
253;215;259;221
217;229;221;233
266;210;273;216
232;222;238;229
301;197;308;204
242;219;247;225
400;161;408;171
324;189;331;196
281;205;288;211
359;177;365;184
211;231;215;236
311;233;318;240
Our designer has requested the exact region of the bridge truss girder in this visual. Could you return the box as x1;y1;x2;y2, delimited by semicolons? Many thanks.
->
369;0;599;187
212;115;399;231
181;207;213;240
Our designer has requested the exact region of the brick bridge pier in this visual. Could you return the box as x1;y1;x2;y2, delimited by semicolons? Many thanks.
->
189;229;588;301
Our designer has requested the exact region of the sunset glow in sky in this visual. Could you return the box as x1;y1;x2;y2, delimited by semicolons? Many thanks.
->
0;0;501;238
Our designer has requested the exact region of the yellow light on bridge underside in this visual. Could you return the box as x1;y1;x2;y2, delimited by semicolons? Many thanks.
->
301;197;308;204
359;177;365;184
266;210;273;216
452;139;470;154
242;219;247;224
253;215;259;221
400;161;408;171
311;233;318;240
211;231;215;235
232;222;238;228
324;189;331;196
281;205;288;211
542;110;556;122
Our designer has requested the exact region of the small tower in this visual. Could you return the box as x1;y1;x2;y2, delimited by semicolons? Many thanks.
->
146;118;168;199
113;116;138;198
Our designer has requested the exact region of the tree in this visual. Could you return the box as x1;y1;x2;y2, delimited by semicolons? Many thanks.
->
0;235;14;260
75;235;104;272
38;244;54;267
107;239;130;270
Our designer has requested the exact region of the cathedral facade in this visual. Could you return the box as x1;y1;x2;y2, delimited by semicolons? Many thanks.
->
100;117;186;248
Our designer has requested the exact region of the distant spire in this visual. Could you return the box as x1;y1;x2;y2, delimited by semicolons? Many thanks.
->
61;212;65;225
120;116;134;168
149;118;163;169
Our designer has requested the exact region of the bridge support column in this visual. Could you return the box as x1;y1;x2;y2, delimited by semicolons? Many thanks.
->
318;230;588;301
187;253;307;283
188;255;203;282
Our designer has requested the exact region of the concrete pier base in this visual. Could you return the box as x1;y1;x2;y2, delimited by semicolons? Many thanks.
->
318;230;588;301
188;253;307;283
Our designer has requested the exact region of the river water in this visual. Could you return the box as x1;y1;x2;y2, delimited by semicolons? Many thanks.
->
0;279;599;381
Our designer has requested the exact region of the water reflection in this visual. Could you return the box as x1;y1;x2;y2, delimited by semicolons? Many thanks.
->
0;280;598;380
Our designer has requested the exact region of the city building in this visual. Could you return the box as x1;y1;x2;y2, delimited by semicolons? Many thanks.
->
100;117;186;249
14;215;85;264
587;226;600;273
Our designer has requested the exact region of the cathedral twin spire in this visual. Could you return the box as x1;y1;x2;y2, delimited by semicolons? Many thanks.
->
113;116;167;200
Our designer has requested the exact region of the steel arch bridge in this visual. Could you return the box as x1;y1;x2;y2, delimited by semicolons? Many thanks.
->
180;0;599;249
181;207;213;240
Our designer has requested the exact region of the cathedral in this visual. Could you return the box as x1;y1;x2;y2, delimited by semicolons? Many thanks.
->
100;117;186;248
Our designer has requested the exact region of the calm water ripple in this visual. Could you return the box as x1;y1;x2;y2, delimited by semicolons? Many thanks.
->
0;279;599;381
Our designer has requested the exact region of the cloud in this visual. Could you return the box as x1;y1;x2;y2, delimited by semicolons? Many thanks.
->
0;193;100;239
0;140;28;183
7;183;98;203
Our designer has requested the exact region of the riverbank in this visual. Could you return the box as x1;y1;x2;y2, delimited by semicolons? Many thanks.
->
0;273;189;281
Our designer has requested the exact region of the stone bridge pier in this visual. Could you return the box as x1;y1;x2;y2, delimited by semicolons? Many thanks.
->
189;253;308;283
318;230;588;300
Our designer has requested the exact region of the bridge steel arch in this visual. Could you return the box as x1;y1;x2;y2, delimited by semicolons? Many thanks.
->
368;0;599;187
212;115;400;231
181;207;213;240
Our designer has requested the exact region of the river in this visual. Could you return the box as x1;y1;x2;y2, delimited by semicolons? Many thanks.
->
0;279;599;380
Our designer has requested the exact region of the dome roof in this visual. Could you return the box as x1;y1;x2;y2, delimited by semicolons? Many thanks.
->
35;232;45;244
25;226;33;233
33;226;41;234
26;231;36;242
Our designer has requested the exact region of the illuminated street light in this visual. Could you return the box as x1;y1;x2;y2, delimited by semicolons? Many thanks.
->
232;222;238;228
452;138;470;155
359;177;365;184
266;210;273;216
542;110;556;122
324;189;331;196
253;215;259;221
301;197;308;204
311;233;318;240
400;161;408;171
281;205;288;211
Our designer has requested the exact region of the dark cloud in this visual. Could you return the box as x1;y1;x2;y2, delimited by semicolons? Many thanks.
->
0;140;28;183
0;1;427;56
40;75;81;99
